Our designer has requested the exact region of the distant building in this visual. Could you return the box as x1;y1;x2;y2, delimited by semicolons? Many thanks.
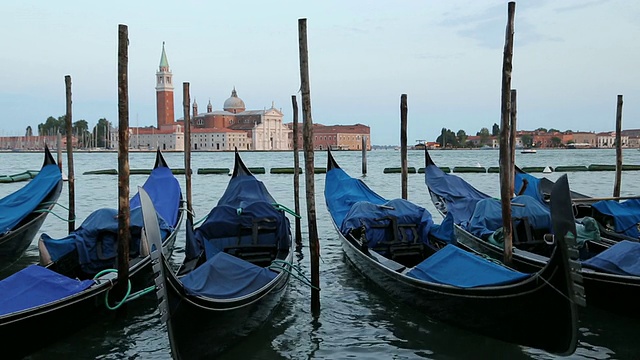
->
288;123;371;150
156;42;175;130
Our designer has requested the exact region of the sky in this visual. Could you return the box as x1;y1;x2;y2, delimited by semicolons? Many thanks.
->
1;0;639;145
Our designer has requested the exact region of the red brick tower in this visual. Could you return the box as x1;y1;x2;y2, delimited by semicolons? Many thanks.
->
156;42;175;128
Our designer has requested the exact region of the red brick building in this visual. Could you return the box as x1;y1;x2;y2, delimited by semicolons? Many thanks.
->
288;123;371;150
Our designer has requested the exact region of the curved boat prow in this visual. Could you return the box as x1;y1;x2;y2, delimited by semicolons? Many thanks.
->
232;149;253;178
43;144;57;167
424;148;438;168
154;149;169;169
549;174;586;355
327;149;340;171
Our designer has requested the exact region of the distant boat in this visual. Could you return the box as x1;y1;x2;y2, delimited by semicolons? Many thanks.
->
521;149;537;154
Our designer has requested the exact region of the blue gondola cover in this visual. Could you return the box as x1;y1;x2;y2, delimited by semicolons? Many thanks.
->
325;166;386;227
181;251;277;298
468;195;552;239
425;163;490;227
340;198;434;249
0;264;94;315
0;164;61;234
591;199;640;239
406;244;530;287
582;240;640;276
40;165;179;274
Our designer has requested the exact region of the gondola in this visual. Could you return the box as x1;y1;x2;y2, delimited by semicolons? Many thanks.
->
424;149;640;318
0;149;184;359
324;149;584;355
0;145;63;272
514;165;639;243
148;150;293;359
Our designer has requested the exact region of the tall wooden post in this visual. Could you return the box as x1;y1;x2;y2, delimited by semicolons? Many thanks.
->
510;89;517;198
292;95;302;247
64;75;75;233
613;94;623;198
183;82;193;224
400;94;408;200
361;136;367;175
499;2;516;265
56;132;62;171
298;18;320;316
115;24;131;302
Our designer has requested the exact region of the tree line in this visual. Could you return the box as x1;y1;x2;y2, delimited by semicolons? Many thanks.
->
435;124;568;148
30;115;112;148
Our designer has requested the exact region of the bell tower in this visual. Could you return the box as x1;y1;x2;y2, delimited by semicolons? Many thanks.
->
156;42;175;128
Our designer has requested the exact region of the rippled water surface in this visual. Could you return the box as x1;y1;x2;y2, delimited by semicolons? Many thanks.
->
1;149;639;359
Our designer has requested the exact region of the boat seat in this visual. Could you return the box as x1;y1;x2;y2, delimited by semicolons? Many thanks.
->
224;244;277;267
367;217;426;268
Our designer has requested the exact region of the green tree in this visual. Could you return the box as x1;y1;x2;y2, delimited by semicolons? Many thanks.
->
491;123;500;136
520;134;533;148
435;128;459;148
535;127;548;133
548;128;560;133
551;137;562;147
456;129;468;147
25;126;33;137
92;118;111;148
477;127;491;145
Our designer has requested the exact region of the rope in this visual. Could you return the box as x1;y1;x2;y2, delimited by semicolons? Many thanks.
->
93;269;132;310
269;259;320;291
272;203;302;219
194;214;208;226
33;208;76;223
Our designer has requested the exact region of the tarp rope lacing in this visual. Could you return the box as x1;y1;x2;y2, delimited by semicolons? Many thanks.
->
269;259;320;291
272;203;302;218
92;269;159;310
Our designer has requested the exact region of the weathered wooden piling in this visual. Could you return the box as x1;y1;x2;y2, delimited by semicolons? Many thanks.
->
613;94;623;198
499;2;516;265
298;17;320;315
510;89;517;198
56;132;62;171
400;94;408;200
292;95;302;247
115;24;131;303
183;82;193;224
361;136;367;175
64;75;75;233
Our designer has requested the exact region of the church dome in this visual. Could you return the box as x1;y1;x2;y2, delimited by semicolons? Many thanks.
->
223;88;246;112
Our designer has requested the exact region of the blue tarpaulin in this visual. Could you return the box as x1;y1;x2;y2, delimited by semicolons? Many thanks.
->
324;167;386;228
424;163;491;227
582;240;640;276
0;164;61;234
181;240;277;298
340;198;434;249
185;173;291;261
592;199;640;239
468;195;552;239
0;264;95;315
406;244;530;287
41;165;180;274
514;170;546;205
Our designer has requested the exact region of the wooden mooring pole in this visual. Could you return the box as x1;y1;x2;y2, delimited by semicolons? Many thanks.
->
183;82;193;224
298;17;320;316
292;95;302;247
115;24;131;305
510;89;517;198
64;75;75;233
613;94;623;198
499;2;516;266
400;94;408;200
361;136;367;175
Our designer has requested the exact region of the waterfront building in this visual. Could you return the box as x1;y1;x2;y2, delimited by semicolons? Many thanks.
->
288;123;371;150
596;131;628;148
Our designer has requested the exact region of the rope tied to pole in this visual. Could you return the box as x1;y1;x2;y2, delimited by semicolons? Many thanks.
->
269;259;320;291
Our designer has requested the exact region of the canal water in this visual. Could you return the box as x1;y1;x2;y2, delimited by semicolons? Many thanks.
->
1;149;638;359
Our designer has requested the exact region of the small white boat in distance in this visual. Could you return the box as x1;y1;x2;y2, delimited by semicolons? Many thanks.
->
521;149;537;154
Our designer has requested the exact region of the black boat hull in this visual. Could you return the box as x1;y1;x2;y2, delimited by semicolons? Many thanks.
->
337;219;579;355
0;180;62;272
162;252;291;360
